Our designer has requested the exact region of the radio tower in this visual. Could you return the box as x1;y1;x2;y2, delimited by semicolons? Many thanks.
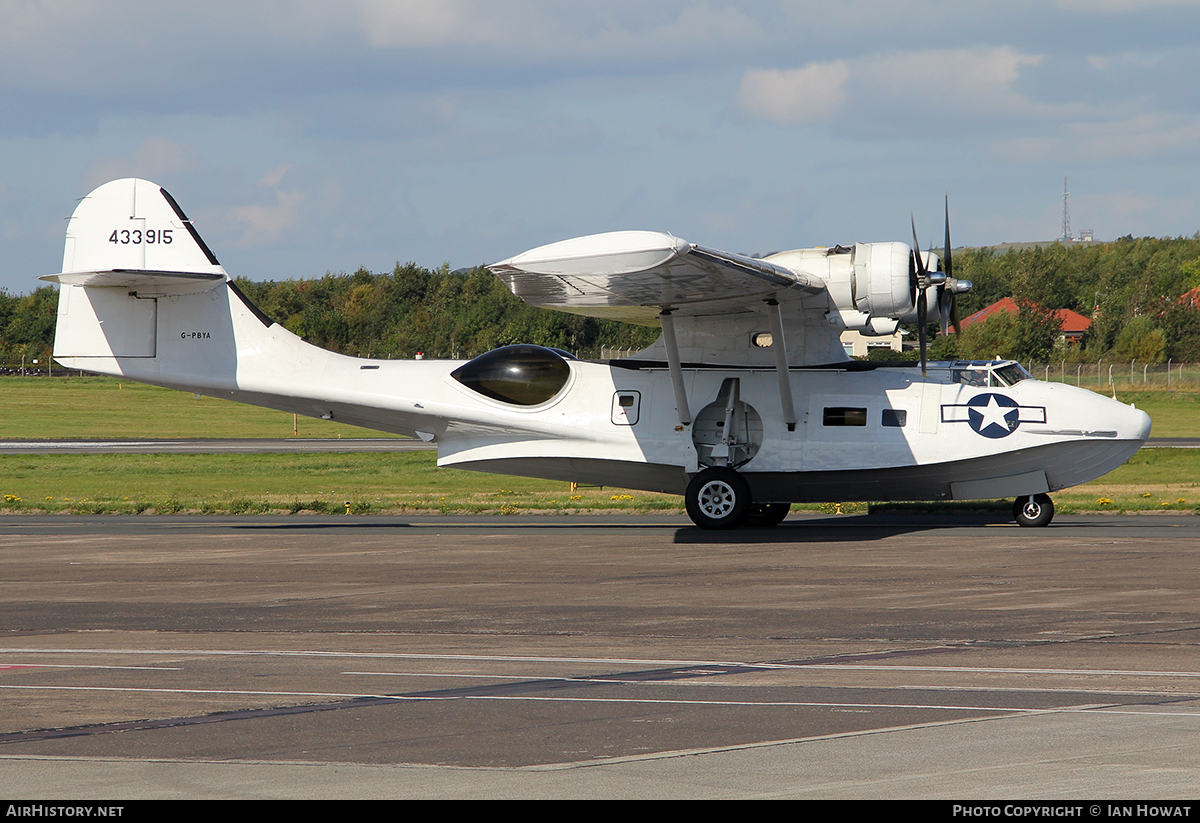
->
1061;176;1072;241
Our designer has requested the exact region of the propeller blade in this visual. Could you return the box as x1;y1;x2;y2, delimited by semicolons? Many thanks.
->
943;193;953;282
939;286;952;336
918;288;928;377
911;215;927;279
950;293;962;335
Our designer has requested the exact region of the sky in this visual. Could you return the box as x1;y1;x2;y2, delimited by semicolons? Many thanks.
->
3;0;1200;295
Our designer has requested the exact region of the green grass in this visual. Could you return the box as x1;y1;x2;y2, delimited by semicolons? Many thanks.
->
0;452;682;515
0;376;404;439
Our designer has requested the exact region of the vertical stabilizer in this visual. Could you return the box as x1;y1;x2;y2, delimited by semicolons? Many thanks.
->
58;178;225;278
40;179;243;376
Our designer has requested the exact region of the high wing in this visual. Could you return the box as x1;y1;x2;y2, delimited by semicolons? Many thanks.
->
489;229;925;368
488;231;828;325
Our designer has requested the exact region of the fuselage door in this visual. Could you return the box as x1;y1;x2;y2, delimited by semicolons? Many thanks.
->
612;390;641;425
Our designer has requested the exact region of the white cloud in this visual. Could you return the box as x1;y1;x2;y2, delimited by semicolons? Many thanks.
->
858;47;1043;117
737;61;849;125
737;47;1048;129
258;164;294;189
230;166;304;246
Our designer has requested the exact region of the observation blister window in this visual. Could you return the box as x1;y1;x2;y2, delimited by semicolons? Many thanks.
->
450;345;571;406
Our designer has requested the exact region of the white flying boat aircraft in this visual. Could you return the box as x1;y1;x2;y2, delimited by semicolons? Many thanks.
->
41;179;1151;528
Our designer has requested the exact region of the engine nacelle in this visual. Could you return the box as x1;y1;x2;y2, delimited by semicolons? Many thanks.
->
766;241;915;329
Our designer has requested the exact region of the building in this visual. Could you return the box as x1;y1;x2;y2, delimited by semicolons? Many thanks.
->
840;328;906;358
958;297;1091;345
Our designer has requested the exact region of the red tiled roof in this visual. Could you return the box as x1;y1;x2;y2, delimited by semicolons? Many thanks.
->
958;297;1091;333
1179;286;1200;308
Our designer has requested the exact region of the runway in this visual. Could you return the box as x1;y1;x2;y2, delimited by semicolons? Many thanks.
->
2;514;1199;799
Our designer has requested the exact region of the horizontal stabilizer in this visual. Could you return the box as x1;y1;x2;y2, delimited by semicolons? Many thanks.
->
41;269;225;288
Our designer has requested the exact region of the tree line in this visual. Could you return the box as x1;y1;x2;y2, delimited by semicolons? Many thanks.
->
2;234;1199;366
930;235;1200;364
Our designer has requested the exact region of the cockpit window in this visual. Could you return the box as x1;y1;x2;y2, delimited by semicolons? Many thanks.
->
951;361;1031;388
953;368;990;387
992;363;1030;387
450;345;571;406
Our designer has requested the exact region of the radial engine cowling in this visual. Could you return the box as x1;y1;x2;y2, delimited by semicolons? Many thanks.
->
766;241;915;334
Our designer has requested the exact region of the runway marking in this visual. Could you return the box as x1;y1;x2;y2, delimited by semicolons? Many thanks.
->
5;648;1200;680
0;664;182;671
0;647;768;667
791;664;1200;677
340;670;1200;697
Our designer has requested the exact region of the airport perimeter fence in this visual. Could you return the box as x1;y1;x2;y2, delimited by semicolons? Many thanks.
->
1024;360;1200;391
0;362;96;377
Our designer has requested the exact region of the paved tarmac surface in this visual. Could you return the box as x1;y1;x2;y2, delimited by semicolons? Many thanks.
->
1;513;1199;799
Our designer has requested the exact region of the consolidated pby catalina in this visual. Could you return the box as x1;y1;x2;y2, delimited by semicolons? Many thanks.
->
41;179;1151;528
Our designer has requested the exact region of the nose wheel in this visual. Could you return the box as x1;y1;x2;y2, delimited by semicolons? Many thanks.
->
1013;493;1054;527
685;467;751;529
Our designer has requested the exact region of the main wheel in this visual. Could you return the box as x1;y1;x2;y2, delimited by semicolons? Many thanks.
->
685;468;751;530
744;502;791;528
1013;493;1054;527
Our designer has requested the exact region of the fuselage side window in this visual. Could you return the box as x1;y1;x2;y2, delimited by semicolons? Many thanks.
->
823;407;867;427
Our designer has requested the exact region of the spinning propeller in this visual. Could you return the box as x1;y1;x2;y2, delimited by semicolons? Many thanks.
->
910;195;972;376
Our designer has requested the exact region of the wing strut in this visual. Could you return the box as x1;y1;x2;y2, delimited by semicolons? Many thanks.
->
659;310;691;426
765;299;797;432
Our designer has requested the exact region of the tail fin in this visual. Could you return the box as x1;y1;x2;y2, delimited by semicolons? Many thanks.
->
50;177;226;284
41;179;234;363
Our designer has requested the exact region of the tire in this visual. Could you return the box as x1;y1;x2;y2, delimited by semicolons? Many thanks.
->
744;502;791;528
685;468;751;530
1013;493;1054;527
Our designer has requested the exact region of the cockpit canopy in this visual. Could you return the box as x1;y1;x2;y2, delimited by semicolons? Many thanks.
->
450;345;573;406
951;360;1031;388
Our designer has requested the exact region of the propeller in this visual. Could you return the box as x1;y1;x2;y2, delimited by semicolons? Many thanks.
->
936;195;971;336
911;216;944;377
910;196;972;377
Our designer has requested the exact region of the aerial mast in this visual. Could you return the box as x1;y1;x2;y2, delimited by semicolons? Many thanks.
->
1061;176;1072;242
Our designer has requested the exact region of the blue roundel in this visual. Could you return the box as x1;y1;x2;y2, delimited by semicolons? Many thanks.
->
967;392;1020;438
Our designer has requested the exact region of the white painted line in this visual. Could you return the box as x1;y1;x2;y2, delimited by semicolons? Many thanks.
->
787;664;1200;677
0;664;182;671
6;649;1199;680
3;683;1200;718
0;648;755;667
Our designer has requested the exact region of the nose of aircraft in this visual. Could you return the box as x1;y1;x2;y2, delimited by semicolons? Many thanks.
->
1044;383;1152;441
1096;391;1152;441
1127;403;1153;441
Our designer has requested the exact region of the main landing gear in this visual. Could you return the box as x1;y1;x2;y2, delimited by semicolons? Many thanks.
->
1013;493;1054;527
684;467;791;529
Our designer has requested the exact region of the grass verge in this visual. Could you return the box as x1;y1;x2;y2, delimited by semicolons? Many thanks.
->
1;376;403;439
2;448;1197;516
